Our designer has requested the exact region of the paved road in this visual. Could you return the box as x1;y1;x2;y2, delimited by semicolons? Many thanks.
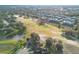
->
63;41;79;54
17;47;34;54
17;48;29;54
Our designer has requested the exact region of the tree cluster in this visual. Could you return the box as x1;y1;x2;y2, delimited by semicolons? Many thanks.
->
26;33;63;54
0;15;26;39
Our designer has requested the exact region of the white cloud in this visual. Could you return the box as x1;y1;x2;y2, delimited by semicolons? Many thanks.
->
0;0;79;5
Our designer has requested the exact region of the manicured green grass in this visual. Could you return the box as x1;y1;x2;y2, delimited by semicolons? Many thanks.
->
0;40;17;54
0;40;17;44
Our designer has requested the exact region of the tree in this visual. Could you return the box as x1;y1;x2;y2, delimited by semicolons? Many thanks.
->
17;40;25;48
45;38;56;54
27;33;41;53
55;40;63;54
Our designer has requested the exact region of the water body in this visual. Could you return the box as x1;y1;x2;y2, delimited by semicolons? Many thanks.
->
0;35;24;41
12;35;24;40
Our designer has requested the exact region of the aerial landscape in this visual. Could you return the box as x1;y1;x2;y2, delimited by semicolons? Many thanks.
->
0;5;79;54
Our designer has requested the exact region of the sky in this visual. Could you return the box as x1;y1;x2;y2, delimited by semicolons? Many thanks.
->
0;0;79;5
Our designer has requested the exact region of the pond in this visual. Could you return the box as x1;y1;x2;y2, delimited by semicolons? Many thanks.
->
12;35;24;40
0;35;24;41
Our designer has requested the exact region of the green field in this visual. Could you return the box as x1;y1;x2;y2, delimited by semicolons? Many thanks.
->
0;40;17;54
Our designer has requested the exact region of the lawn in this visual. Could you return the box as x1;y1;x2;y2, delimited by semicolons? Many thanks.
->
25;19;62;37
0;40;17;54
